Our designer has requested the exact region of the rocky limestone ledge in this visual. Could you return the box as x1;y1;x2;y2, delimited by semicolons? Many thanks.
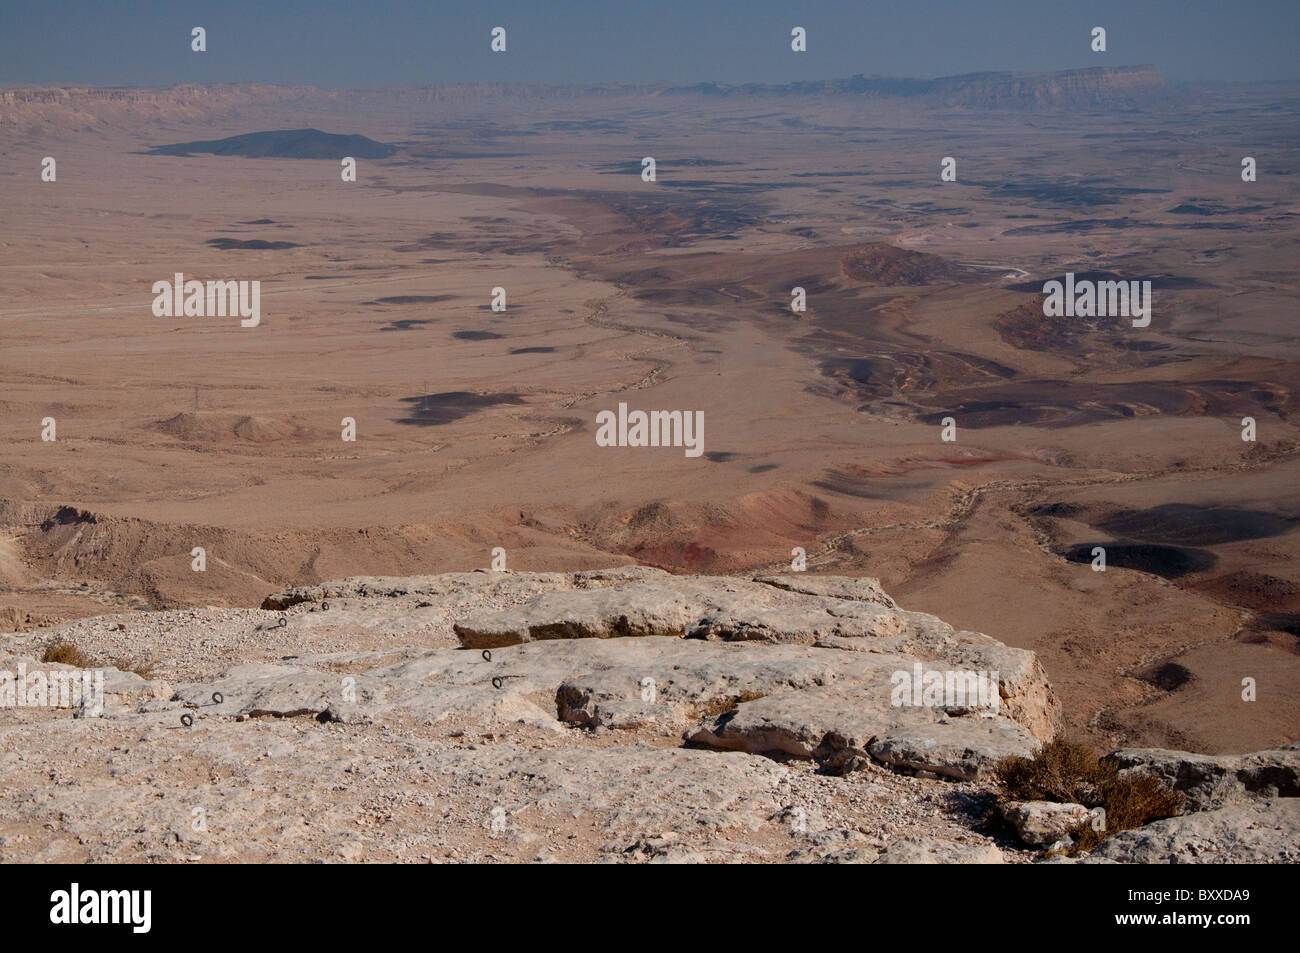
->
6;570;1298;862
447;570;1059;750
1104;744;1300;812
259;569;1060;757
241;571;1059;781
2;570;1062;862
1080;799;1300;864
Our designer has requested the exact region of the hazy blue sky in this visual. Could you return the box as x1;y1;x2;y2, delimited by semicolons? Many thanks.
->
2;0;1296;87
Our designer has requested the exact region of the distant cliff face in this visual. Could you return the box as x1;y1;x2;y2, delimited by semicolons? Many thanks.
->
923;66;1168;109
0;66;1170;131
667;65;1169;109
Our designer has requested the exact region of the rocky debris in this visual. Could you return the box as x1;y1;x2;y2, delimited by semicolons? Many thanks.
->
421;742;790;835
1104;744;1300;811
1000;800;1095;846
260;565;662;610
1081;799;1300;864
873;836;1004;864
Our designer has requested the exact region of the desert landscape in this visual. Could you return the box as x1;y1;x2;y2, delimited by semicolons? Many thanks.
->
1;61;1298;864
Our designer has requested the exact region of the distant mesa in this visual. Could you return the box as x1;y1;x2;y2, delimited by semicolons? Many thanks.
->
206;237;300;250
146;129;398;159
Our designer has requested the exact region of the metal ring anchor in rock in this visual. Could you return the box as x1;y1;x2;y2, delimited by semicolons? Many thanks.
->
492;677;503;690
211;692;224;705
321;601;330;611
180;713;193;727
482;649;492;662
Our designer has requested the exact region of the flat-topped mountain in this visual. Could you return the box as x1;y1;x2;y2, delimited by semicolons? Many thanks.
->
145;128;398;159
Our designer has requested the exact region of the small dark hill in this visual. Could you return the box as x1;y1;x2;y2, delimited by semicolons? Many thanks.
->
146;129;398;159
840;243;977;286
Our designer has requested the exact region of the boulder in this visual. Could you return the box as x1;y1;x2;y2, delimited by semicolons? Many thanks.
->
1001;800;1095;846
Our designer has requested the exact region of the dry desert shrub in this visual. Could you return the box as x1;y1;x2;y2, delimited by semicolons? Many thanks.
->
41;640;157;679
111;654;158;680
995;734;1184;854
40;640;96;668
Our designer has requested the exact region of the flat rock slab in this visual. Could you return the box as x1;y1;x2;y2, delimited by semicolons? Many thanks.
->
154;573;1057;782
444;573;1058;742
867;720;1039;781
454;574;920;649
556;642;901;729
1083;799;1300;864
689;682;1039;779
